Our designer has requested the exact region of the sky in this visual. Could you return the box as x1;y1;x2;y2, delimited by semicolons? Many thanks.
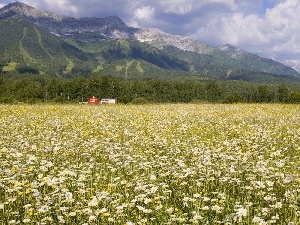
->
0;0;299;67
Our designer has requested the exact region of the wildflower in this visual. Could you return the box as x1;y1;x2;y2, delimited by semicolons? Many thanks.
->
99;208;107;213
202;197;210;202
89;215;97;222
271;214;279;220
150;174;157;181
193;193;201;198
88;196;98;207
137;205;152;213
0;203;4;210
210;205;222;214
266;180;274;187
38;205;49;214
68;212;76;217
24;204;32;209
183;196;190;202
264;195;276;202
125;222;134;225
166;207;173;214
261;208;269;216
236;207;247;217
202;206;210;211
23;218;31;223
193;214;203;220
274;202;282;209
57;216;65;223
155;204;163;210
44;217;53;222
177;217;186;223
65;191;74;203
252;216;262;223
144;198;152;204
148;186;158;194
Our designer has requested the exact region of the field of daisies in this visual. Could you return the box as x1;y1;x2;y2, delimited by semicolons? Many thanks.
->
0;103;300;225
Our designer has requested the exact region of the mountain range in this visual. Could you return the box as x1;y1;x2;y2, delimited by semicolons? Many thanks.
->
0;1;299;82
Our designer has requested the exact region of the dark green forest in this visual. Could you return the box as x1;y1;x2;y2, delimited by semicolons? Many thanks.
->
1;3;300;106
1;72;300;104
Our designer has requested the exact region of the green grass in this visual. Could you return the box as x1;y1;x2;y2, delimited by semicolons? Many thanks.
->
136;61;144;74
19;27;37;63
34;27;53;59
2;62;17;72
65;59;74;73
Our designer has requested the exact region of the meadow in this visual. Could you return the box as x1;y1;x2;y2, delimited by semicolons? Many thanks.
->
0;103;299;225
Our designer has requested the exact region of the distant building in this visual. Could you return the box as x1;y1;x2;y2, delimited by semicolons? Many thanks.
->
100;99;116;104
88;96;100;104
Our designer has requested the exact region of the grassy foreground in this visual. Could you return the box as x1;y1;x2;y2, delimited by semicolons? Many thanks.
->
0;104;300;224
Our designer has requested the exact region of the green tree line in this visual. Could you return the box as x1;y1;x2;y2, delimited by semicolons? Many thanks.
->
1;73;300;104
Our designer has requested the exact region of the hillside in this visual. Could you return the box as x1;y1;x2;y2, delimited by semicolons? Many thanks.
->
218;44;298;77
0;15;97;76
0;2;299;82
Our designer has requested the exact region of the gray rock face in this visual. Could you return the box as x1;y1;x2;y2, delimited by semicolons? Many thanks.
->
218;44;246;59
134;28;214;54
0;2;137;41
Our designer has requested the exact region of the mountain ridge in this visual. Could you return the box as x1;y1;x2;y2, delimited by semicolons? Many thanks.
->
218;44;298;76
135;28;214;54
0;1;65;21
0;2;299;81
0;2;137;41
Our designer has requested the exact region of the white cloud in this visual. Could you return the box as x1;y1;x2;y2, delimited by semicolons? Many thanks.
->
134;6;154;20
159;0;198;15
194;0;300;63
158;0;236;15
20;0;78;16
284;59;300;69
54;0;78;14
217;13;267;45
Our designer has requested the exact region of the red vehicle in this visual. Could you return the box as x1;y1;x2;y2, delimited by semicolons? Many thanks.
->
88;96;100;104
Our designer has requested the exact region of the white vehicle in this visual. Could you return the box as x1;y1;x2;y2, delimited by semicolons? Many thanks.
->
100;99;116;104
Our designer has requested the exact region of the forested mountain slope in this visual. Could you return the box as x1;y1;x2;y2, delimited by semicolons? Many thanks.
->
0;2;299;82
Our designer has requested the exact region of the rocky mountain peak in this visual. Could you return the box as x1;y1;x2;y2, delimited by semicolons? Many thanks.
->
105;15;127;27
135;28;214;54
0;2;136;41
0;1;64;21
218;44;245;59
